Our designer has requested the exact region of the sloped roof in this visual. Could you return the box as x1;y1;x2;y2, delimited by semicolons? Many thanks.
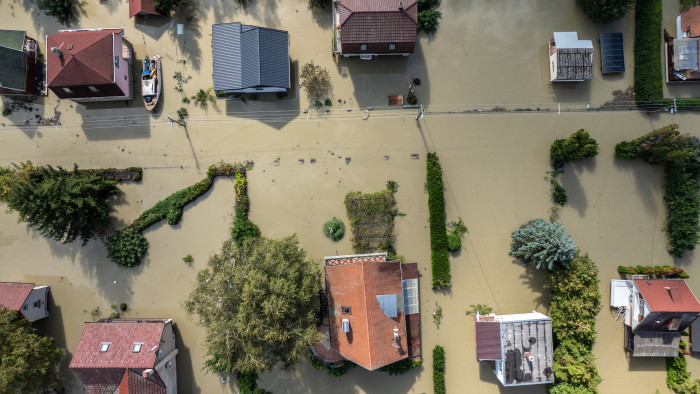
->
70;319;167;387
46;29;121;87
634;279;700;312
475;321;502;360
0;282;33;311
0;46;28;91
129;0;161;18
681;6;700;38
325;255;408;370
117;369;166;394
339;0;417;44
632;331;682;357
212;22;290;91
0;30;26;50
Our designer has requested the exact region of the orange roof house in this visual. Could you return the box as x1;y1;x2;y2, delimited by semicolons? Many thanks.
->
318;252;420;370
129;0;162;19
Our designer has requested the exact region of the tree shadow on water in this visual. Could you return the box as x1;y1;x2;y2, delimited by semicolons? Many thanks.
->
168;3;203;71
559;158;596;218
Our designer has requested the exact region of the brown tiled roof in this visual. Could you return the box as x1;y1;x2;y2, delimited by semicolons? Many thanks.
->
46;29;121;87
0;282;33;311
682;6;700;38
474;321;502;360
634;279;700;312
129;0;161;18
325;258;408;370
312;317;345;363
339;0;417;44
70;319;166;387
118;369;166;394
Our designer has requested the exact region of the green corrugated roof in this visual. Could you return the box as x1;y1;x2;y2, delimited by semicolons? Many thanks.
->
0;46;27;91
0;30;26;51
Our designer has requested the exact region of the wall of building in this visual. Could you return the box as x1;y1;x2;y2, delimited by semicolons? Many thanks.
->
155;320;178;394
20;286;48;322
113;33;131;100
341;41;415;56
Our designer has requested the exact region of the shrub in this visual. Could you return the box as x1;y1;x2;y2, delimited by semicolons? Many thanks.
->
575;0;633;24
324;98;332;106
323;218;345;241
509;219;577;271
433;345;445;394
668;354;690;390
326;361;355;377
106;228;149;267
231;217;261;247
237;370;259;394
552;181;568;206
447;234;461;252
177;107;188;120
309;355;325;370
300;61;331;101
38;0;75;24
665;164;700;257
614;125;696;166
465;304;492;316
634;0;663;107
119;303;127;311
427;153;450;288
309;0;331;9
550;129;599;166
552;340;601;390
192;88;216;107
153;0;186;14
183;254;193;264
407;94;417;105
379;358;422;375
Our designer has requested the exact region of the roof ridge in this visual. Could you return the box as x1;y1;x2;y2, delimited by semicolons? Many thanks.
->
361;261;373;369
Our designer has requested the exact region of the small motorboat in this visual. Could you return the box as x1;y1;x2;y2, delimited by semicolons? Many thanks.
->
142;55;161;111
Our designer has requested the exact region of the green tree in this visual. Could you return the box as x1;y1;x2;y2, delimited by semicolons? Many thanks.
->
615;124;698;166
106;228;149;267
38;0;76;24
184;235;323;373
551;340;601;391
300;61;331;102
0;308;63;392
418;8;442;34
509;219;577;270
550;129;599;167
576;0;633;24
4;163;119;245
153;0;186;14
308;0;331;9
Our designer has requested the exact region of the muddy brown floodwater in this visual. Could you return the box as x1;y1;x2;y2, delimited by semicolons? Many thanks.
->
0;0;699;393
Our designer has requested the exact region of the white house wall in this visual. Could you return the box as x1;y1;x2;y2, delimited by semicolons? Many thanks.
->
20;286;48;322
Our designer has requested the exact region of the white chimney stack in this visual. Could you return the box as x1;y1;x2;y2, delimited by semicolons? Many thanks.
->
50;47;63;57
142;368;154;378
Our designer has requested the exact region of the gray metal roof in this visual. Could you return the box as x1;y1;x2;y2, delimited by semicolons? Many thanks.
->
632;331;681;357
0;46;27;91
674;38;699;71
212;22;290;92
0;30;26;51
600;32;625;74
500;319;554;386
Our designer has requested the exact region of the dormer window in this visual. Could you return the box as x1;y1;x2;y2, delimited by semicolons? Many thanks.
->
389;44;396;51
132;343;143;353
100;342;110;352
361;44;367;51
341;306;352;314
62;87;73;94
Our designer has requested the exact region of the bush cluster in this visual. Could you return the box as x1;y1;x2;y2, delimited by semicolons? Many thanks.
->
427;153;450;288
550;129;599;168
231;170;260;247
617;265;689;278
106;228;149;267
237;370;265;394
38;0;75;24
615;125;700;257
575;0;633;24
323;217;345;241
633;0;663;107
509;219;577;271
379;358;422;376
547;254;602;393
552;181;568;206
418;0;442;35
433;345;445;394
668;352;690;390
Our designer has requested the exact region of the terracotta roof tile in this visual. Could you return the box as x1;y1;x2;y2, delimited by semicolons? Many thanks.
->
325;258;408;370
46;29;121;87
118;369;166;394
339;0;417;45
0;282;34;311
129;0;161;18
634;279;700;312
682;6;700;38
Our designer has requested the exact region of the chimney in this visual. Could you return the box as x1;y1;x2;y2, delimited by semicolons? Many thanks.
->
393;327;399;340
142;368;154;378
398;1;403;10
50;47;63;57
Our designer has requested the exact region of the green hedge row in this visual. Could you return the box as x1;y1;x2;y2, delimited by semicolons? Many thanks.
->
665;164;700;257
548;254;601;393
427;153;450;289
231;171;260;247
667;351;690;390
433;345;445;394
634;0;663;107
617;265;689;278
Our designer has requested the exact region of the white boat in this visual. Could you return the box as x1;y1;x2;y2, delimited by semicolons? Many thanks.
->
142;55;161;111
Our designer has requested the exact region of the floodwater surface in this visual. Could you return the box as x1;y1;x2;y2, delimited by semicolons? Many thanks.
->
0;1;698;393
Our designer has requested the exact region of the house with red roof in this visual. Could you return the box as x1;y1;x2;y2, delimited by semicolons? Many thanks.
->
611;279;700;357
474;311;554;386
70;318;178;394
46;28;133;102
333;0;417;59
129;0;163;19
313;252;420;370
0;282;49;322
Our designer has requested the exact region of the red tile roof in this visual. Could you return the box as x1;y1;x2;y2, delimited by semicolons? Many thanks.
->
46;29;121;87
118;369;166;394
0;282;33;311
634;279;700;312
70;319;166;387
339;0;417;44
682;6;700;38
325;258;408;370
129;0;161;18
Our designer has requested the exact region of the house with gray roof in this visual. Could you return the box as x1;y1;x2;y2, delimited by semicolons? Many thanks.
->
474;311;554;387
212;22;290;94
0;30;37;95
548;32;593;82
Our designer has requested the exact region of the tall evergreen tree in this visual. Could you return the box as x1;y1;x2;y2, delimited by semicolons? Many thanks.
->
4;163;118;245
184;235;323;373
0;308;63;392
509;219;577;270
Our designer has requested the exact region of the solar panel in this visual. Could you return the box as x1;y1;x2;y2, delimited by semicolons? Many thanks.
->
600;32;625;74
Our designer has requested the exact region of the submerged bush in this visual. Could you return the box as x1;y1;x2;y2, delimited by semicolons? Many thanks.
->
576;0;633;24
106;228;149;267
550;129;599;167
447;234;461;252
379;358;422;376
509;219;577;270
427;153;450;288
39;0;76;24
634;0;663;106
552;181;568;206
668;354;690;390
665;164;700;257
433;345;445;394
323;218;345;241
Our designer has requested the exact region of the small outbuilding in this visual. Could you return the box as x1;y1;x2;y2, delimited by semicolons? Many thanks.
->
129;0;163;18
0;282;49;322
548;32;593;82
0;30;38;95
212;22;290;94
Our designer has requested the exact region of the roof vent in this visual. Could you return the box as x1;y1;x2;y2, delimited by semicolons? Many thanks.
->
666;287;681;303
342;318;350;333
393;328;399;339
398;1;403;9
142;369;154;378
50;47;63;57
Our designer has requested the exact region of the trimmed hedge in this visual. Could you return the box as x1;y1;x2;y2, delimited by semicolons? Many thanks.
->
634;0;663;107
665;164;700;257
667;353;690;390
427;153;450;289
617;265;689;278
433;345;445;394
133;176;214;231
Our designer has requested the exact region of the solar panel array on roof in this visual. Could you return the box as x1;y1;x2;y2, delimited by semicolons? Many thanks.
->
600;32;625;73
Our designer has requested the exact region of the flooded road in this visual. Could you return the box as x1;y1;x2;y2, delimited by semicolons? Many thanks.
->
0;0;698;393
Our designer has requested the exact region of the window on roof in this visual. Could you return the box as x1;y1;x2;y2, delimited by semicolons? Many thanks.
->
88;86;99;93
341;306;352;314
389;44;396;50
361;44;367;51
132;343;143;353
33;300;40;308
114;55;119;68
61;87;73;94
100;342;110;352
